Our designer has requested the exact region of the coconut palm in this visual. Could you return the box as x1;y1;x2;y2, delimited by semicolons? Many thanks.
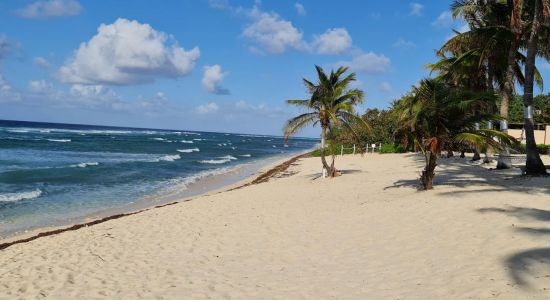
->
446;0;548;173
519;0;549;174
284;65;369;177
396;78;516;190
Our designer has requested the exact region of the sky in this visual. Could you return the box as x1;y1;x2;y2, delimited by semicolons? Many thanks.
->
1;0;549;136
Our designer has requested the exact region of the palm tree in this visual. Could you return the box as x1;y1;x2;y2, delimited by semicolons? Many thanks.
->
396;78;516;190
447;0;548;173
520;0;549;175
284;65;369;177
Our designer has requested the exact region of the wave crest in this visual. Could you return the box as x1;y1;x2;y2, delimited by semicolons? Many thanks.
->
0;189;42;202
177;148;200;153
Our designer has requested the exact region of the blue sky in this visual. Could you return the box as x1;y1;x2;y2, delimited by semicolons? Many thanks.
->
1;0;549;136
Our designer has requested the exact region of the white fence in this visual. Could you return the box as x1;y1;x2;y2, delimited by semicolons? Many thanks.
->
339;143;382;156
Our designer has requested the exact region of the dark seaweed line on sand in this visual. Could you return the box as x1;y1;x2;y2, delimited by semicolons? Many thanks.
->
0;152;311;251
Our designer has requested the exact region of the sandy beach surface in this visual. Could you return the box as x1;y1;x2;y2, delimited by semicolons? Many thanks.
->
1;153;550;299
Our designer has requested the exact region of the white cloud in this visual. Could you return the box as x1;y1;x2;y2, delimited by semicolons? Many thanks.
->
312;28;352;55
70;84;116;99
202;64;230;95
242;7;306;54
409;3;423;16
294;3;306;15
33;57;51;68
380;82;392;93
432;11;454;27
393;38;416;49
59;18;200;86
196;102;220;114
28;80;53;93
338;52;391;75
16;0;82;19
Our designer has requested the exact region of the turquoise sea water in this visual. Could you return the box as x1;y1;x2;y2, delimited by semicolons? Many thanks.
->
0;120;317;236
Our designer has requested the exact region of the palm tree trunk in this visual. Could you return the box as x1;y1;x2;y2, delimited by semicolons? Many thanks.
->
472;149;481;161
497;36;518;169
522;0;547;175
420;150;437;190
320;126;331;176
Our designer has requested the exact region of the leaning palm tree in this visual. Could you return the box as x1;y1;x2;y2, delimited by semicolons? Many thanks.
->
396;78;516;190
284;65;369;177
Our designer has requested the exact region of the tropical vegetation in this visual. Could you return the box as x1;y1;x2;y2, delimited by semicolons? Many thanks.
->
283;65;369;177
285;0;550;187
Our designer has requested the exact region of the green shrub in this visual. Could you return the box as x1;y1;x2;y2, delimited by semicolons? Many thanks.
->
513;143;549;155
379;144;406;154
537;144;550;155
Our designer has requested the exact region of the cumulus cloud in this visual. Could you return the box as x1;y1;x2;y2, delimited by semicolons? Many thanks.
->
196;102;220;114
432;11;454;27
338;52;391;75
15;0;82;19
312;28;352;55
33;57;51;68
242;7;306;54
294;3;306;15
380;82;392;93
202;64;230;95
409;3;423;16
393;38;416;49
58;18;200;86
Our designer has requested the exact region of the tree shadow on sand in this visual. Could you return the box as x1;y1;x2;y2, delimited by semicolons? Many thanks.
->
478;206;550;289
385;154;550;194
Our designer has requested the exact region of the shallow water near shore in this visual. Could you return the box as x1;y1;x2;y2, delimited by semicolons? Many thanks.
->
0;120;317;237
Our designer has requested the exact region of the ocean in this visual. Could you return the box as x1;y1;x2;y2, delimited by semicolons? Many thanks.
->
0;120;317;237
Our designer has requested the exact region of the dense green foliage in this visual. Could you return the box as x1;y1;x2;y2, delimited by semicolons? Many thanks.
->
508;94;550;124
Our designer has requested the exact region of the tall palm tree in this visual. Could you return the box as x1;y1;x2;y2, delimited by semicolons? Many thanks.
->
520;0;549;175
284;65;369;177
396;78;515;190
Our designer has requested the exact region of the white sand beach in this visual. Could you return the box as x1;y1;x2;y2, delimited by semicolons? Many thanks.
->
1;153;550;299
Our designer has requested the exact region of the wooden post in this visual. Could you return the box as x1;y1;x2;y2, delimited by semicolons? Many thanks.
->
340;145;344;157
353;144;356;155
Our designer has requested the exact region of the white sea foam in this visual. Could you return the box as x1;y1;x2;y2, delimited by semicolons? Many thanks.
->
47;139;71;143
152;137;166;141
175;131;201;136
181;140;194;144
71;162;99;168
7;129;29;133
177;148;200;153
199;159;231;164
158;154;181;162
198;155;237;164
193;138;204;141
239;154;252;157
0;189;42;202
